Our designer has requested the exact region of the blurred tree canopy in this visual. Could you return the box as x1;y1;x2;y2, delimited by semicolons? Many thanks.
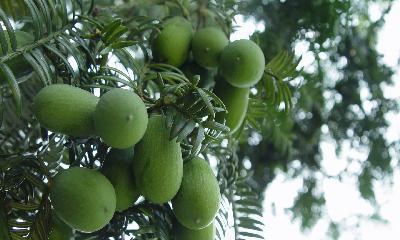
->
238;0;398;236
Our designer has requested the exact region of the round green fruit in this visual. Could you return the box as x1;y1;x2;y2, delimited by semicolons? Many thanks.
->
133;115;183;204
33;84;99;137
172;157;220;230
175;221;215;240
219;39;265;88
94;88;148;149
214;77;249;133
48;212;73;240
50;167;116;233
192;27;228;68
152;16;193;67
0;30;34;81
102;148;140;211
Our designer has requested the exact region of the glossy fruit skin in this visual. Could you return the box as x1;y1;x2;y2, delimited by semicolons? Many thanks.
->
102;148;140;211
94;88;148;149
192;27;228;68
33;84;99;137
0;30;34;81
172;157;220;230
175;221;215;240
48;212;74;240
133;115;183;204
214;77;250;133
152;16;193;67
50;167;116;233
219;39;265;88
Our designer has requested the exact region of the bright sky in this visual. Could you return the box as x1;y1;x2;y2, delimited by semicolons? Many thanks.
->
232;1;400;240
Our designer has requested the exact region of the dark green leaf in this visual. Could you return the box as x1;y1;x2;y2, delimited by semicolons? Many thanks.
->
0;63;21;116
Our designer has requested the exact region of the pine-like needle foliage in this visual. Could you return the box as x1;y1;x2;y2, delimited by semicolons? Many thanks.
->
0;0;303;239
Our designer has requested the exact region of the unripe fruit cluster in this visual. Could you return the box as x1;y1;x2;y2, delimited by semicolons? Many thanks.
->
152;16;266;133
33;85;220;239
33;85;148;147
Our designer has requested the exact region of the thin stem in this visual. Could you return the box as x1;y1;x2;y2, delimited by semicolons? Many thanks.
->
0;23;75;63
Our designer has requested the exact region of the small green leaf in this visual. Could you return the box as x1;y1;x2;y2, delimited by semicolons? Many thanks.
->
0;63;21;116
197;88;215;118
27;196;52;240
203;120;230;132
0;28;9;55
23;53;49;86
0;198;11;240
45;44;78;81
176;120;196;142
0;90;3;128
9;202;39;211
191;126;205;156
91;75;133;87
170;113;186;140
110;40;137;49
0;8;16;51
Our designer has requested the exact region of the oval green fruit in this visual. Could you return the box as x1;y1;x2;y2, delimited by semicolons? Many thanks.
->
133;115;183;204
175;221;215;240
50;167;116;233
172;157;220;230
219;39;265;88
214;77;249;133
94;88;148;149
102;148;140;211
48;212;74;240
152;16;193;67
33;84;98;137
192;27;228;68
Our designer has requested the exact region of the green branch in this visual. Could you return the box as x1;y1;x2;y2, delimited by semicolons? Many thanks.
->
0;23;76;64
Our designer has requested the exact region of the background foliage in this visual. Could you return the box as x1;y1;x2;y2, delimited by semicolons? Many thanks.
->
239;0;399;237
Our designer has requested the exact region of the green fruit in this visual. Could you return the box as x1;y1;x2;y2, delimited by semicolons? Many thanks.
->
214;77;249;133
33;84;99;137
102;148;140;211
172;157;220;230
192;27;228;68
94;88;148;149
50;167;116;233
133;115;183;204
219;39;265;88
48;212;73;240
0;30;34;81
175;221;215;240
152;16;193;67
